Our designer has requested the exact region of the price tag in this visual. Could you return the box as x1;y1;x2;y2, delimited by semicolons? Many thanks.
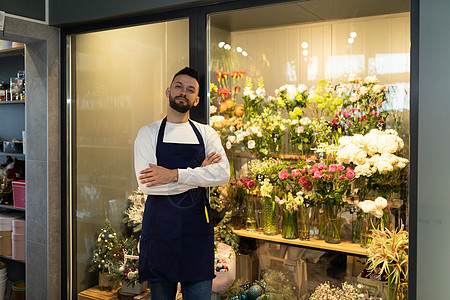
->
256;174;265;181
316;152;327;160
376;120;386;130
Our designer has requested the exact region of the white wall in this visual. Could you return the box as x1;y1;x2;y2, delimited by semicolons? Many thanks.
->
418;0;450;298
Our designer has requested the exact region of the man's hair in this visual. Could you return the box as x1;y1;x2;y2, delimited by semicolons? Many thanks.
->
171;67;200;85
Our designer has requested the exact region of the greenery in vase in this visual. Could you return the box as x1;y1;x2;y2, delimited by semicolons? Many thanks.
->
366;224;408;299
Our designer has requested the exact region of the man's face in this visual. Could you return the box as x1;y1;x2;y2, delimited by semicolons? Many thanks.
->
166;74;200;114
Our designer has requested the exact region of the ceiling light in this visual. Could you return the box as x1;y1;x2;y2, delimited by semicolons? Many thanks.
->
302;49;309;56
218;42;225;48
350;32;357;38
236;47;242;53
301;42;309;49
224;44;231;50
242;51;248;57
348;37;355;44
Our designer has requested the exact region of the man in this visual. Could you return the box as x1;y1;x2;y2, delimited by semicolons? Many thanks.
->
134;67;230;299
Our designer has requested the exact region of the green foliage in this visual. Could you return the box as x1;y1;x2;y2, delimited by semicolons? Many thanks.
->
214;211;240;253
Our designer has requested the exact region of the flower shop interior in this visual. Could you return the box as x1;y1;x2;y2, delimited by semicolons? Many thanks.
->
64;0;412;299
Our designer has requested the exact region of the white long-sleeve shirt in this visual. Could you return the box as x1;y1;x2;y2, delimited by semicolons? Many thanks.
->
134;119;230;195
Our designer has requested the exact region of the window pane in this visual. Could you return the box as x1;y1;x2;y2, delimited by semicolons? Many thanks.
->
69;18;189;293
208;1;409;298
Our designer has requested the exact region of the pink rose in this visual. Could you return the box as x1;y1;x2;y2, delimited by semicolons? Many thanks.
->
313;171;323;179
343;111;351;118
339;174;345;180
292;169;301;178
278;170;290;180
328;164;338;173
346;170;355;180
337;165;345;171
317;162;327;170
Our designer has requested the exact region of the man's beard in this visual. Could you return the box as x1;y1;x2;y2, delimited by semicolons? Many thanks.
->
169;94;193;113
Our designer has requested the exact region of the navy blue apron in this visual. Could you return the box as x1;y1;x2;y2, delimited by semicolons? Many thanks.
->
139;117;215;283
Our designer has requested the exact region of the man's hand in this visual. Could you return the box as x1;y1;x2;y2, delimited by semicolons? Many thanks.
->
139;163;178;187
201;151;222;167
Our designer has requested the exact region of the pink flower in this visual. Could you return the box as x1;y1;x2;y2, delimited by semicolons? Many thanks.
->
327;174;333;180
328;164;338;173
302;168;307;174
339;174;345;180
245;180;256;189
317;162;327;170
337;165;345;171
346;169;355;180
278;170;290;180
313;171;323;179
343;111;351;118
292;169;301;178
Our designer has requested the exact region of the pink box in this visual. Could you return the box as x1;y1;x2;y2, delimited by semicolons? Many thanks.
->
12;180;25;209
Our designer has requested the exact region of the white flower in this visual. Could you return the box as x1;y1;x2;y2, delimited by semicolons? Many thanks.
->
228;135;236;143
364;75;380;84
358;200;377;214
359;86;369;95
373;209;384;219
248;140;256;149
210;105;217;114
226;141;231;149
295;126;305;134
374;197;387;209
299;117;312;126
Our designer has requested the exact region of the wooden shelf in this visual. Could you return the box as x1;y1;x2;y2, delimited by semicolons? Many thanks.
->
0;46;24;58
0;204;25;211
233;229;368;256
0;254;25;263
0;152;24;157
0;100;25;105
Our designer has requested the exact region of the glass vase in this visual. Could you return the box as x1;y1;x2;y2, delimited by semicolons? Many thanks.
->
352;212;364;244
298;205;311;240
318;205;327;240
246;195;257;232
324;205;342;244
282;208;298;239
231;205;245;230
387;266;399;300
261;197;278;235
360;213;373;248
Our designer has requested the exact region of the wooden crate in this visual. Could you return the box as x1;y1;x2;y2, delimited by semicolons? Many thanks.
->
78;286;118;300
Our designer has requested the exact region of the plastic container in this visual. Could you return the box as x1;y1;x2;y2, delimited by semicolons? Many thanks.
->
12;181;25;209
12;233;25;261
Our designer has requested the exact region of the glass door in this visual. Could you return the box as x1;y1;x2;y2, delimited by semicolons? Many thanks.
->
66;18;189;295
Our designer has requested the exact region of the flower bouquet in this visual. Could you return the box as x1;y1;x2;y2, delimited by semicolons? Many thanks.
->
308;161;356;243
366;225;408;300
357;196;390;247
